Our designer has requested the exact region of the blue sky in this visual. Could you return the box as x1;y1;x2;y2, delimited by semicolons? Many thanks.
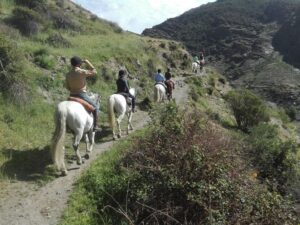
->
71;0;216;34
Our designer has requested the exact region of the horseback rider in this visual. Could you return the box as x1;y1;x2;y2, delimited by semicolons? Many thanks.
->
154;69;166;86
164;68;175;99
116;69;136;112
199;51;205;71
65;56;101;131
193;55;199;63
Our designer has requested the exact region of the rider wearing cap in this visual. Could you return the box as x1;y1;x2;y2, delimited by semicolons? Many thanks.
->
116;70;136;112
65;56;101;131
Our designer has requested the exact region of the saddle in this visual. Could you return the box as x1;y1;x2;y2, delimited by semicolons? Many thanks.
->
155;82;167;89
68;96;95;113
118;92;132;106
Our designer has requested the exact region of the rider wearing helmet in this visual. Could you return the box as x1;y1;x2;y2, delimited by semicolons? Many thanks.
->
65;56;101;131
116;70;136;112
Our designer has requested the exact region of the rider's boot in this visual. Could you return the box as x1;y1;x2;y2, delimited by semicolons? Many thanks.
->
92;110;101;132
132;98;136;113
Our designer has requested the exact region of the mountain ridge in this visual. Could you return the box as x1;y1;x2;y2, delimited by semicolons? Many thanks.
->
143;0;300;117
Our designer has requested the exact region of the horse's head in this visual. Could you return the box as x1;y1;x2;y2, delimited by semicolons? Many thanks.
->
129;88;135;97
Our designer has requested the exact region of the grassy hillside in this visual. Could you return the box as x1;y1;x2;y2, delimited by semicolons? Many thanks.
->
0;0;190;182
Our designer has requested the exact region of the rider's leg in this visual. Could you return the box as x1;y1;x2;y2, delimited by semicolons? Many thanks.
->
92;109;101;131
128;93;136;112
72;92;101;131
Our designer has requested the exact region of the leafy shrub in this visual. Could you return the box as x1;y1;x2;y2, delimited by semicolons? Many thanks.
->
107;21;123;33
248;124;299;193
55;0;65;8
0;23;20;40
51;11;80;31
10;6;43;36
159;42;166;48
46;33;71;48
80;105;298;224
15;0;47;9
34;48;55;70
225;89;269;132
0;34;29;104
285;106;297;121
168;42;177;51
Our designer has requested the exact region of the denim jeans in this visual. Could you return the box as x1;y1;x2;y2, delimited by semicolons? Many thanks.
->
71;92;100;113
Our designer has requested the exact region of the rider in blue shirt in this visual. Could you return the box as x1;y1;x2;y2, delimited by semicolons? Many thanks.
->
154;69;166;83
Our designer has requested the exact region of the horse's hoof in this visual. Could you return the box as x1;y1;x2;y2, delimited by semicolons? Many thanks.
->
61;170;68;176
77;160;82;165
84;153;90;160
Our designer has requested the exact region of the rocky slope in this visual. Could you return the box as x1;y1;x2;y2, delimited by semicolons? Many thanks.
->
143;0;300;117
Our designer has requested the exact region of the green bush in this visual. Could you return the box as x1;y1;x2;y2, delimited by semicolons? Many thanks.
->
0;34;28;104
34;48;55;70
225;89;269;132
248;124;299;193
15;0;47;9
51;11;80;31
74;106;298;224
10;6;43;36
285;106;297;121
46;33;71;48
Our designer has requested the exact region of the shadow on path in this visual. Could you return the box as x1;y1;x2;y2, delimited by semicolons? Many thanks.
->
1;146;52;181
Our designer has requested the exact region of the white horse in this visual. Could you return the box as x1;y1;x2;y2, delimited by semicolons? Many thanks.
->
154;83;166;102
192;61;200;73
51;93;100;176
108;88;135;140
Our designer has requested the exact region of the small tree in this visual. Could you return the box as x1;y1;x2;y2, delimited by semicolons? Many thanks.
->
225;89;269;132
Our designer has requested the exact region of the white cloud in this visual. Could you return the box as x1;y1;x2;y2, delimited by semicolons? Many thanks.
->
71;0;215;34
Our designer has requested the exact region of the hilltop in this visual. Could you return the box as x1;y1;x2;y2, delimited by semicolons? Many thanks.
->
143;0;300;116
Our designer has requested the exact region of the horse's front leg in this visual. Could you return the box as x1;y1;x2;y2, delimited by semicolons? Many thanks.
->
116;113;125;138
127;112;133;134
73;132;84;165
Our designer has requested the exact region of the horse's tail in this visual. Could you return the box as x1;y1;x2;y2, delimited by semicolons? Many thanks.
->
108;96;116;129
154;85;159;102
51;105;66;171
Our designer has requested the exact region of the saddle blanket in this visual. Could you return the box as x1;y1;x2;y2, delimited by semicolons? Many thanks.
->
68;96;95;113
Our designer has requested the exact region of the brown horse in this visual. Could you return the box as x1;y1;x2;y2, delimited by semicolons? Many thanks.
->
165;80;175;100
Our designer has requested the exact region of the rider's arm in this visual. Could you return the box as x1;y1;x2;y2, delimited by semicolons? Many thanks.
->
76;67;97;77
78;59;97;77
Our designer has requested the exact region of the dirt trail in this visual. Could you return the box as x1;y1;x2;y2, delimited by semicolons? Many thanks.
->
0;76;190;225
